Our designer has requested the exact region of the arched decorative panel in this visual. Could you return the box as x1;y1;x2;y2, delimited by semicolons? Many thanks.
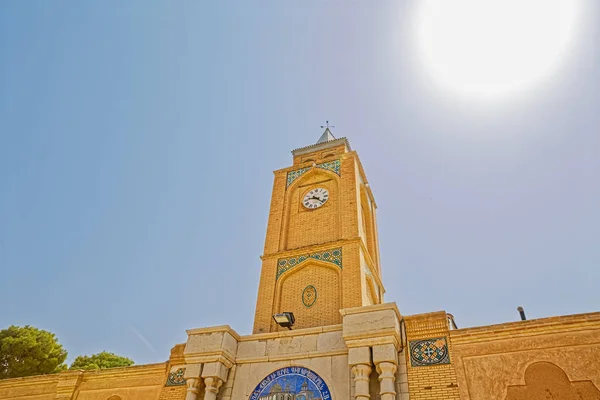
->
250;366;332;400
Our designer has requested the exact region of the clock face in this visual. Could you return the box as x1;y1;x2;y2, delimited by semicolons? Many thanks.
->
303;187;329;209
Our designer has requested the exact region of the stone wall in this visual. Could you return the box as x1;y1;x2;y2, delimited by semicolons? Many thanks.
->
0;364;167;400
450;312;600;400
2;308;599;400
230;325;349;399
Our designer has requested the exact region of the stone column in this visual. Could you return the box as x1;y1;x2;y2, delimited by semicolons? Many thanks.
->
185;378;202;400
373;344;399;400
184;364;203;400
352;364;372;400
376;362;397;400
201;361;229;400
349;347;372;400
203;377;224;400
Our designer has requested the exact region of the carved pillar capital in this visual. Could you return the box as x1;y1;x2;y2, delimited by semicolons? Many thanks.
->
351;363;372;400
376;361;397;400
185;378;202;400
203;377;224;400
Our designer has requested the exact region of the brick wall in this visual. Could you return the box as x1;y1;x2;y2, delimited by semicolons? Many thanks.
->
157;385;187;400
277;262;341;330
253;147;382;333
404;312;461;400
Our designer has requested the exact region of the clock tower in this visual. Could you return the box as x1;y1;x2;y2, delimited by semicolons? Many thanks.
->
253;129;384;333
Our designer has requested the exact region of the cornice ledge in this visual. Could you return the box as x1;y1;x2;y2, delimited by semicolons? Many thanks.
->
236;349;348;365
340;302;402;321
240;324;342;341
343;330;401;348
81;363;167;380
450;311;600;343
0;374;60;387
344;336;400;350
185;325;241;341
184;353;235;369
291;137;351;157
261;238;361;260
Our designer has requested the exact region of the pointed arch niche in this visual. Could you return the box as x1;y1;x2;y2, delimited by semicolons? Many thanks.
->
280;168;341;251
274;259;342;331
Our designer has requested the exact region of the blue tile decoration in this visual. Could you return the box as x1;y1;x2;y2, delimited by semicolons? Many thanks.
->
166;368;187;386
409;337;450;367
286;159;341;187
250;367;331;400
302;285;318;308
286;167;311;187
317;159;340;175
277;248;342;279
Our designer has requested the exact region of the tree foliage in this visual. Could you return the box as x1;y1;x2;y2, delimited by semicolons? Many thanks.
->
70;351;134;371
0;325;68;379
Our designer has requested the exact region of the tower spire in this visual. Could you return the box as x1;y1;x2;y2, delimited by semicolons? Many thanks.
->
317;121;336;143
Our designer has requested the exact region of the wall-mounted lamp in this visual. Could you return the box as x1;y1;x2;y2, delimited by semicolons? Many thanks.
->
273;312;295;330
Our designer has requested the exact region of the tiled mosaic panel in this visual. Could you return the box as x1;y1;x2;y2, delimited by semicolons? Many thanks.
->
286;159;341;187
286;167;311;187
165;368;187;386
409;337;450;367
317;159;340;175
277;248;342;279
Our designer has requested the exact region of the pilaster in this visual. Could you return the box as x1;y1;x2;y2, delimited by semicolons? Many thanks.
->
342;303;405;400
54;371;83;400
184;325;238;400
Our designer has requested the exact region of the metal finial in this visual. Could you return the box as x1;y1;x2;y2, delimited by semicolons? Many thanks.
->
320;120;335;129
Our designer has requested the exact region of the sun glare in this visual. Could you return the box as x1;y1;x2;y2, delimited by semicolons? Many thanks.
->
415;0;581;96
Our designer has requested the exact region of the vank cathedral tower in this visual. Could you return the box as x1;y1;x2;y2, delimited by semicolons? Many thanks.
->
1;133;599;400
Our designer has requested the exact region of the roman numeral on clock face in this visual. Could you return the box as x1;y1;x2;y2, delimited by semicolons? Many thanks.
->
302;187;330;210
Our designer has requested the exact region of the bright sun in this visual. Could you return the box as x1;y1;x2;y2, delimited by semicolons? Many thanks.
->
415;0;581;96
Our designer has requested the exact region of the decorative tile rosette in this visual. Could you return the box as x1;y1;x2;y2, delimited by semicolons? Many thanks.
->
286;159;341;187
409;337;450;366
165;368;186;386
277;248;342;279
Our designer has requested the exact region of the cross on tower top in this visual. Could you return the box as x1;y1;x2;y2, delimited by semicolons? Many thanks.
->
320;120;335;129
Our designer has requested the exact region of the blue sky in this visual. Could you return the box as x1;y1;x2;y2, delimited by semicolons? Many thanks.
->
1;2;599;366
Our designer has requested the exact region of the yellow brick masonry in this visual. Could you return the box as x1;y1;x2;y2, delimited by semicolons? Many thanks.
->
253;147;383;334
157;344;188;400
0;364;167;400
157;385;187;400
405;311;461;400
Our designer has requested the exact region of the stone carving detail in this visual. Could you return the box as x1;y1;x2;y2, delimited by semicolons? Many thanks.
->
409;337;450;366
277;248;342;279
166;367;187;386
250;366;331;400
505;362;600;400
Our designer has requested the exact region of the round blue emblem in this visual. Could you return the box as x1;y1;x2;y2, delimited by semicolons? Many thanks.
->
249;367;332;400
